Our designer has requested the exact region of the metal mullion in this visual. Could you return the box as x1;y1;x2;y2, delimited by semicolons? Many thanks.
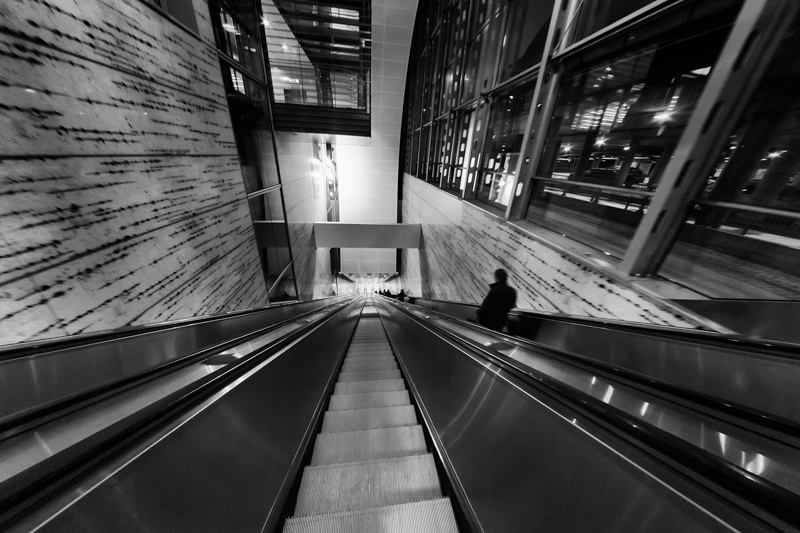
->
552;0;685;60
246;184;282;199
218;53;270;88
505;0;569;219
619;0;800;276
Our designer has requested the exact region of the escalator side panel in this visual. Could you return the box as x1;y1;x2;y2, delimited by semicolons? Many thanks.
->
27;303;362;533
376;303;761;533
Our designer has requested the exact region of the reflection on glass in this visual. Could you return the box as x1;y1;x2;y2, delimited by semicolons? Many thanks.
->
223;66;280;192
498;0;551;81
262;0;370;110
477;85;533;207
662;16;800;299
528;4;738;253
212;2;265;81
571;0;662;44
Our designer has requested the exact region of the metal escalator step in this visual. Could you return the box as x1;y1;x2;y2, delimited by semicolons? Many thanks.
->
338;370;401;382
310;425;426;465
345;350;394;359
294;454;442;516
329;390;410;411
321;405;417;433
334;378;406;395
341;359;397;372
282;498;459;533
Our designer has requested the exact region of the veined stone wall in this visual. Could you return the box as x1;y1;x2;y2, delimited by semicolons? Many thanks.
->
0;0;268;346
400;176;698;327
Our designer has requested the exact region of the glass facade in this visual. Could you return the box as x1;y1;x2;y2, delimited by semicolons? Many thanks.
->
402;0;800;300
211;0;298;302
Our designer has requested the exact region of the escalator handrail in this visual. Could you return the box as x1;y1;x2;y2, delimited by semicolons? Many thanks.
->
0;298;356;441
390;298;800;439
0;296;348;360
407;296;800;357
379;298;800;531
0;297;363;529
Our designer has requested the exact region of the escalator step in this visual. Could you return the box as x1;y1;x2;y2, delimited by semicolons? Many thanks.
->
338;370;401;382
283;498;459;533
321;405;417;433
344;350;394;359
329;390;410;411
341;359;398;372
294;454;441;516
334;378;406;395
310;425;427;465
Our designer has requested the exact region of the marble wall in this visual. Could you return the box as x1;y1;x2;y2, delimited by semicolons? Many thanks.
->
0;0;269;346
275;132;334;300
400;177;700;327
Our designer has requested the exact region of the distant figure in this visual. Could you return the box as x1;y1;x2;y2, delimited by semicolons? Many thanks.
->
397;289;406;302
476;268;517;332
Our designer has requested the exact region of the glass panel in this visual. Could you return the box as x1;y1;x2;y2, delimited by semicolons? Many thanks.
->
528;3;740;252
498;0;551;82
471;0;494;36
222;66;281;192
268;261;297;301
660;15;800;299
461;31;484;104
476;5;504;95
248;189;285;222
572;0;654;44
262;0;371;111
476;84;533;207
211;0;265;80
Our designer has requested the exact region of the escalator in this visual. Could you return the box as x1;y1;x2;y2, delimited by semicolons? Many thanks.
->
3;295;800;531
283;304;457;531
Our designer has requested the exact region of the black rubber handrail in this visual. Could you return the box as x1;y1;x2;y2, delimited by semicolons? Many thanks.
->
392;298;800;441
0;297;362;530
407;296;800;358
0;297;346;360
0;298;355;441
384;298;800;531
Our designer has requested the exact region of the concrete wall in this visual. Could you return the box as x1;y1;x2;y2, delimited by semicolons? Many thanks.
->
276;133;334;300
400;177;699;327
0;0;268;346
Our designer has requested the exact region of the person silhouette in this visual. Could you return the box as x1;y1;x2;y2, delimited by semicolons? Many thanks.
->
476;268;516;332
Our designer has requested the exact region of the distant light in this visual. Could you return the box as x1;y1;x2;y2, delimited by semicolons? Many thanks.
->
593;84;600;88
262;17;270;26
562;144;572;153
509;95;514;100
767;151;784;159
623;146;630;151
143;112;148;115
605;66;612;72
282;43;288;51
654;111;672;123
25;88;36;93
595;137;606;146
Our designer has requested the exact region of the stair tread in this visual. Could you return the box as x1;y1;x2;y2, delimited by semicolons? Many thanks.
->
333;379;406;395
321;405;417;433
338;370;401;382
310;425;426;465
294;454;442;515
329;390;410;411
283;498;458;533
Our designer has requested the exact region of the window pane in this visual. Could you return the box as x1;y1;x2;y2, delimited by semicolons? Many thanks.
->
499;0;551;82
476;84;533;207
211;1;264;80
528;3;739;253
572;0;654;44
660;15;800;298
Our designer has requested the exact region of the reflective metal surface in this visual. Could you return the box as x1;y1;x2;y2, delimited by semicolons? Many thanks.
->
0;297;350;430
376;299;771;532
391;300;800;499
0;301;351;489
408;297;800;426
8;298;364;532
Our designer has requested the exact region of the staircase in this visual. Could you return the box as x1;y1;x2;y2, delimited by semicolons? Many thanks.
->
282;304;459;532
